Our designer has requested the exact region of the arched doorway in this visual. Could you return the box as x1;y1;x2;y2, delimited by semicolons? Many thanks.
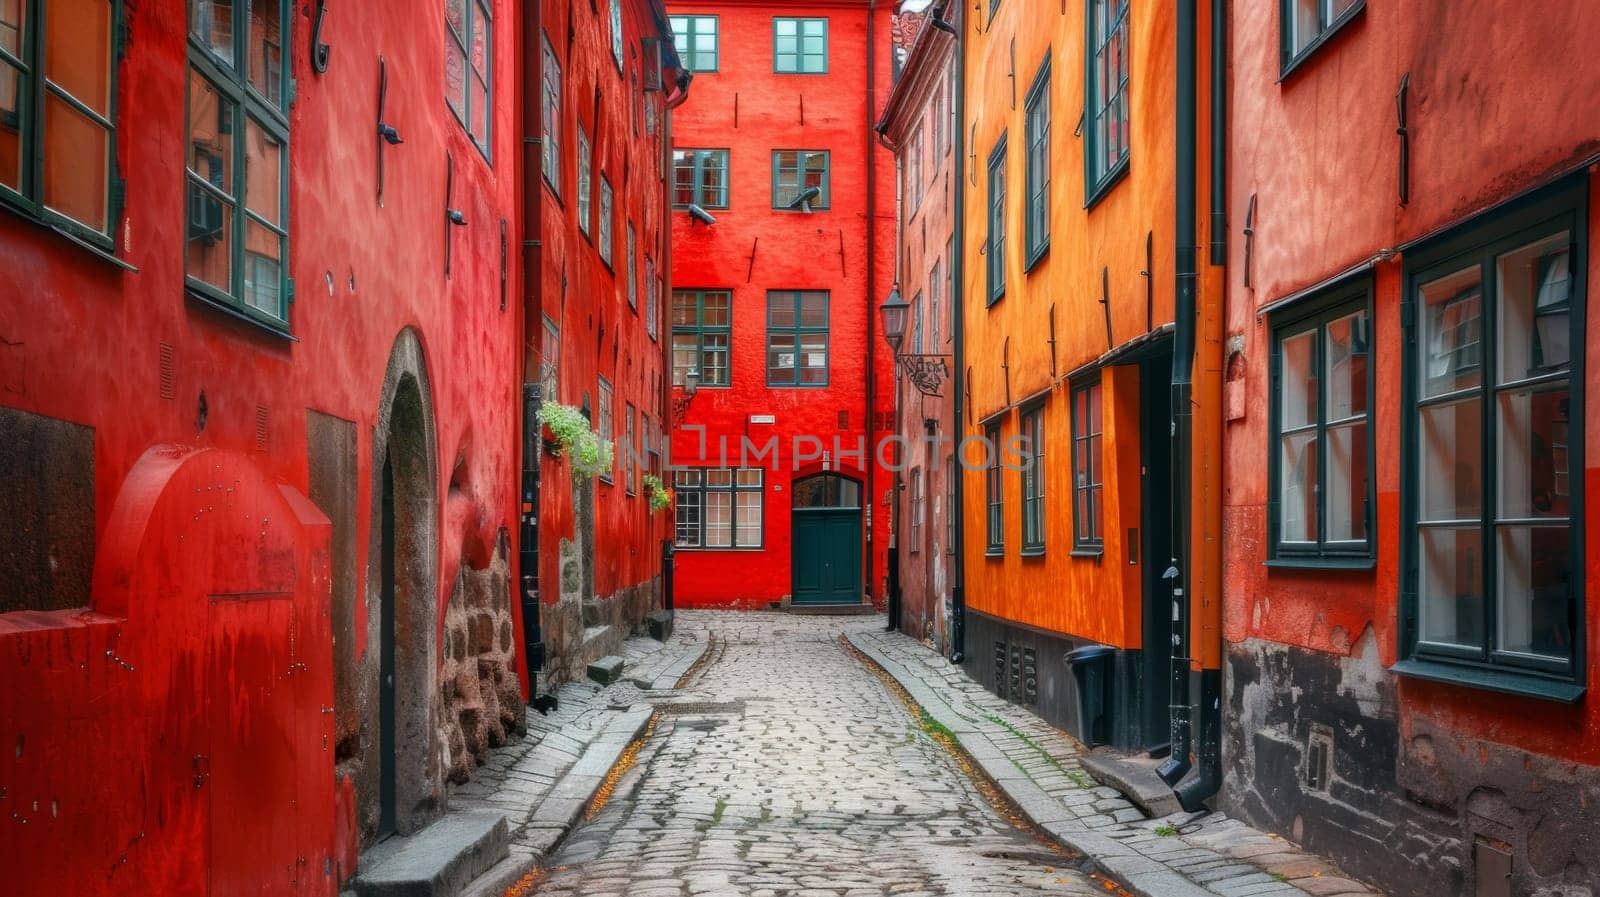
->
360;329;440;844
790;473;863;605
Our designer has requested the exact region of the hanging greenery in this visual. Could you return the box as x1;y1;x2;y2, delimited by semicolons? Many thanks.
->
642;473;672;512
537;402;615;479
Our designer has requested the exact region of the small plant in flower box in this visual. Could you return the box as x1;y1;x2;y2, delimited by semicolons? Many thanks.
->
642;473;672;512
536;402;615;478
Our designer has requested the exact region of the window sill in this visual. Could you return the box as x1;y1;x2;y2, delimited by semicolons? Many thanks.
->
674;545;766;552
1264;555;1375;571
986;290;1005;309
1278;0;1367;83
984;548;1004;558
1069;547;1104;559
1;200;137;272
1019;546;1045;558
1390;657;1584;704
541;174;563;207
185;287;296;341
1084;157;1130;211
1024;241;1049;273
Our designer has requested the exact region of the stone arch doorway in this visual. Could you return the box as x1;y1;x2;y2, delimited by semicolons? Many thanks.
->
361;328;440;843
790;472;863;606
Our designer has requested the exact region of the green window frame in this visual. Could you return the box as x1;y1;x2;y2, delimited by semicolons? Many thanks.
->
1020;403;1045;554
673;468;764;548
447;0;492;159
773;17;826;74
1084;0;1129;206
597;375;614;484
541;314;560;402
984;420;1004;554
1071;379;1103;551
540;33;558;192
0;0;123;255
670;14;718;72
186;0;291;331
671;288;731;387
598;174;613;266
672;148;728;209
909;467;924;554
645;254;657;339
766;290;829;386
609;0;623;72
624;402;637;494
772;149;829;210
1268;281;1375;566
626;221;637;310
1396;174;1587;700
1024;53;1050;268
911;291;924;354
576;124;591;235
945;453;957;555
1280;0;1364;77
986;133;1006;305
930;259;942;349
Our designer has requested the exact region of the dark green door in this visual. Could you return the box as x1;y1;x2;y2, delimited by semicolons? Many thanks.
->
791;474;863;605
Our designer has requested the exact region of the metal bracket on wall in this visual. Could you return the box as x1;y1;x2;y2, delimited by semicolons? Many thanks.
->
1048;303;1057;378
311;0;331;73
1099;266;1114;351
745;238;759;283
444;154;468;278
499;219;508;311
964;367;974;425
1242;192;1257;289
837;231;846;276
1008;39;1017;109
377;57;402;206
799;94;805;127
1142;230;1153;331
1001;336;1011;406
1396;72;1411;207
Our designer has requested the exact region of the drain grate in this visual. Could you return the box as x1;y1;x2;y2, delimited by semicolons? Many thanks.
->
656;700;747;715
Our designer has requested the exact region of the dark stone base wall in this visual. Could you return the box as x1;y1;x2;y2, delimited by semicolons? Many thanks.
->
960;609;1145;751
1223;634;1600;896
439;536;527;786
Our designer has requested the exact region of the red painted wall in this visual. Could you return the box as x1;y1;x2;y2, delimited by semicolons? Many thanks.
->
1224;0;1600;769
0;0;524;890
666;0;898;608
535;0;676;624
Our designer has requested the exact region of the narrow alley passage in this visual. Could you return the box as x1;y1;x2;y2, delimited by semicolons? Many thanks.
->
525;615;1103;897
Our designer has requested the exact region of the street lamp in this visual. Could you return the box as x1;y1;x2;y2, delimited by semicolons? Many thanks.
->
672;368;701;423
879;285;908;354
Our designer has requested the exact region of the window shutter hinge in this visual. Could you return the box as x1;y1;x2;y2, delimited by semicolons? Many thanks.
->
286;276;296;305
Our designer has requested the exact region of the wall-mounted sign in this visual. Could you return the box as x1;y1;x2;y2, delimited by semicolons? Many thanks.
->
749;414;776;424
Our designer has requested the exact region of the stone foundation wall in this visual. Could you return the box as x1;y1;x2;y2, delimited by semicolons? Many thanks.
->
439;536;527;786
1223;633;1600;896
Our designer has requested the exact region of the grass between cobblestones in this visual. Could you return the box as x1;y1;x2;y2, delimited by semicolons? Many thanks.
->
982;713;1094;789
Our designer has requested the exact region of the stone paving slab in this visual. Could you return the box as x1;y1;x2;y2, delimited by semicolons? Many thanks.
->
848;627;1383;897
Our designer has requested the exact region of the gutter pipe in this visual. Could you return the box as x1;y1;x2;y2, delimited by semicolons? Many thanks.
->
865;0;879;607
517;0;548;700
948;0;967;665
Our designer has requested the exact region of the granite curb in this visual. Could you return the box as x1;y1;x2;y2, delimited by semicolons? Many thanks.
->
847;630;1380;897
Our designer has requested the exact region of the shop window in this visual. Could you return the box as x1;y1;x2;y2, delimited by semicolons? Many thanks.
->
1281;0;1363;76
1021;403;1045;553
448;0;492;157
1024;53;1050;268
670;14;717;72
674;468;763;548
773;17;826;73
987;133;1006;305
772;149;829;210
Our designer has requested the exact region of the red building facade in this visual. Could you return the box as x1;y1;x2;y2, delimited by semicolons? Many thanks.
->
0;0;682;892
1222;3;1600;894
876;2;958;649
665;0;896;608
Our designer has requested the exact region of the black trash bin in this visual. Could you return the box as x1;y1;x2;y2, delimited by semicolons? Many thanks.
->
1064;645;1116;747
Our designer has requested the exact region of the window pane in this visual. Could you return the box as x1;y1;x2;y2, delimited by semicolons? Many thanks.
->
701;334;729;385
768;293;795;327
247;0;282;106
242;234;282;316
1497;234;1572;380
671;334;698;384
703;290;730;326
192;0;235;68
189;69;234;195
46;0;112;115
1496;525;1572;659
799;335;827;383
1325;420;1366;542
736;491;762;545
1497;383;1571;519
187;179;233;290
1290;0;1318;55
244;118;282;225
447;36;469;121
447;0;466;36
1324;310;1368;420
472;73;489;146
1418;526;1483;649
1419;265;1483;397
707;469;733;487
471;2;489;78
705;492;732;547
1418;397;1482;521
736;469;762;486
1279;430;1317;542
42;94;109;232
0;58;20;192
799;291;828;327
767;334;795;381
1279;328;1318;429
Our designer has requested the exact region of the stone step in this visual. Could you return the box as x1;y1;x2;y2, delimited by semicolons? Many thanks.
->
581;601;602;628
587;654;625;685
351;811;509;897
580;624;617;666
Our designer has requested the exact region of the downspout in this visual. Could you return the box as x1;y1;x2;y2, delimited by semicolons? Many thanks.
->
1176;0;1227;811
865;0;879;607
1157;0;1197;792
947;0;967;665
517;0;547;698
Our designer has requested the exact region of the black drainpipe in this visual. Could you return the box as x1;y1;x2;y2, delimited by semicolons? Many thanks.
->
1175;0;1226;811
947;2;967;665
517;0;548;701
1157;0;1198;793
865;0;879;608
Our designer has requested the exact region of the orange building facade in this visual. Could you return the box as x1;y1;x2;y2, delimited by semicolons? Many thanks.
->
957;0;1224;754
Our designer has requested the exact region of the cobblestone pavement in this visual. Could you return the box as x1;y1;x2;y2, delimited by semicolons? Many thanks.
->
528;613;1107;897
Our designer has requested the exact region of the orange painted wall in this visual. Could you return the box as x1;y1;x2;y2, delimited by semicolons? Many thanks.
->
958;0;1224;656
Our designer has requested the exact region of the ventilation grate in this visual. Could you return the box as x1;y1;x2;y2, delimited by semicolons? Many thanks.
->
1305;723;1333;792
158;343;175;400
255;405;269;451
1009;645;1023;703
993;641;1007;694
1022;647;1038;704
